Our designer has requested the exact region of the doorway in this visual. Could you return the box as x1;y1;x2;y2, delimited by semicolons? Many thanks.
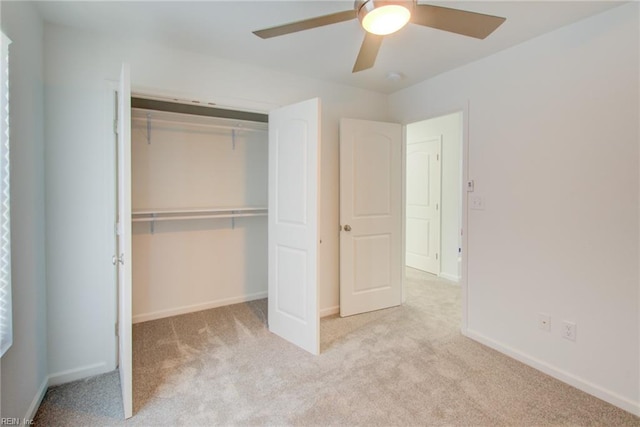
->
405;111;463;282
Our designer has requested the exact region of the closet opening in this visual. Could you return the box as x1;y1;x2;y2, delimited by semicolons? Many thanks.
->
116;90;322;416
128;96;270;325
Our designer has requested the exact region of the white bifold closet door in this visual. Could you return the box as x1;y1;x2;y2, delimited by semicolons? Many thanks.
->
268;98;321;355
116;63;133;419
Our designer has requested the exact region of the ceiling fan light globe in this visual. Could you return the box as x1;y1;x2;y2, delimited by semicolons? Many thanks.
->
356;0;415;36
362;5;411;35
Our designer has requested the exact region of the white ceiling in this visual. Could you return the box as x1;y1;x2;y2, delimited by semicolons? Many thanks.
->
35;1;624;94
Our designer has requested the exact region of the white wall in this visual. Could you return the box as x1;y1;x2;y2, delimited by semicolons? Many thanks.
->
391;3;639;414
44;23;390;381
0;1;48;420
131;113;268;322
406;112;462;281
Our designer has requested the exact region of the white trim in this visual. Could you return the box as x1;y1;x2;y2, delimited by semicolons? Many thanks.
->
465;329;640;417
459;101;470;333
320;305;339;317
131;88;277;115
24;376;48;422
401;124;407;306
438;272;460;283
132;291;268;323
104;80;118;370
48;362;109;387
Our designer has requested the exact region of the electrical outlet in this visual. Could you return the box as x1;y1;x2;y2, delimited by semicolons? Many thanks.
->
562;321;577;341
538;313;551;332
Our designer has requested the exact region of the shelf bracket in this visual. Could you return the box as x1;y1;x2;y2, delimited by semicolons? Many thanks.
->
232;209;240;229
231;129;236;150
146;113;151;145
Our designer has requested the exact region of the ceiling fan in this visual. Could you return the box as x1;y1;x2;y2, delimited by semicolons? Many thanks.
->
253;0;506;73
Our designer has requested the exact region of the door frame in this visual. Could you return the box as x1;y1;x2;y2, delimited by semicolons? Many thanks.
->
401;103;470;333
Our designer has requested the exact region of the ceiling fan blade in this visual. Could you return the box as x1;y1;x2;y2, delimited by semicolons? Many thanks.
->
253;9;356;39
352;33;384;73
411;4;506;39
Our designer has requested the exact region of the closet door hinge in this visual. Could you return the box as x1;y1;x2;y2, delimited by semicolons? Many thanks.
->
114;119;119;135
115;322;119;337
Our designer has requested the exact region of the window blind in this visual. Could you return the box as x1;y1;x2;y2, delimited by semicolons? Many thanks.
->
0;31;12;357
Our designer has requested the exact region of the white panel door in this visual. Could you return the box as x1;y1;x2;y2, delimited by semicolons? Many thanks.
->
340;119;402;317
406;136;442;274
116;63;133;419
268;98;320;355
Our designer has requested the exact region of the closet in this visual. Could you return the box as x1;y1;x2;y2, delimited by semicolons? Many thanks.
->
129;98;269;323
116;65;320;418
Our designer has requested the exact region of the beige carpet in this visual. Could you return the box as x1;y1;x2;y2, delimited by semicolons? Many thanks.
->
34;268;638;426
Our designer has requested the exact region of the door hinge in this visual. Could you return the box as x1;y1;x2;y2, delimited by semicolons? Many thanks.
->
115;222;121;236
115;322;119;336
114;119;119;135
437;154;440;161
435;253;438;260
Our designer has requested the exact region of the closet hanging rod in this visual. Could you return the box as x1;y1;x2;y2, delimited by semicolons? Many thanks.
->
132;206;267;216
132;115;267;133
131;212;268;223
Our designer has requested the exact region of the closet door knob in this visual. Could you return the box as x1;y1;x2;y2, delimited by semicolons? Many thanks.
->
344;224;352;232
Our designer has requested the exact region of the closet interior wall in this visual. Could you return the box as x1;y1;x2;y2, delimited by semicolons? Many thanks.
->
130;99;269;323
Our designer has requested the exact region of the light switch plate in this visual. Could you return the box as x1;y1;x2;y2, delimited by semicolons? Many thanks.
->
470;195;485;210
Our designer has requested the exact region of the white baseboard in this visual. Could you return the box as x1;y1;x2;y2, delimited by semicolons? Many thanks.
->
465;329;640;417
48;362;109;387
320;305;339;317
133;291;268;323
24;376;48;421
438;272;460;283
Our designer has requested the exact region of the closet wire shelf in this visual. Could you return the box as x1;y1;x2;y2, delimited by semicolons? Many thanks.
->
132;207;268;223
131;109;268;149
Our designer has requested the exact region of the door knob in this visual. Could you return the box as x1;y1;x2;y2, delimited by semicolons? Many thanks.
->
344;224;352;232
